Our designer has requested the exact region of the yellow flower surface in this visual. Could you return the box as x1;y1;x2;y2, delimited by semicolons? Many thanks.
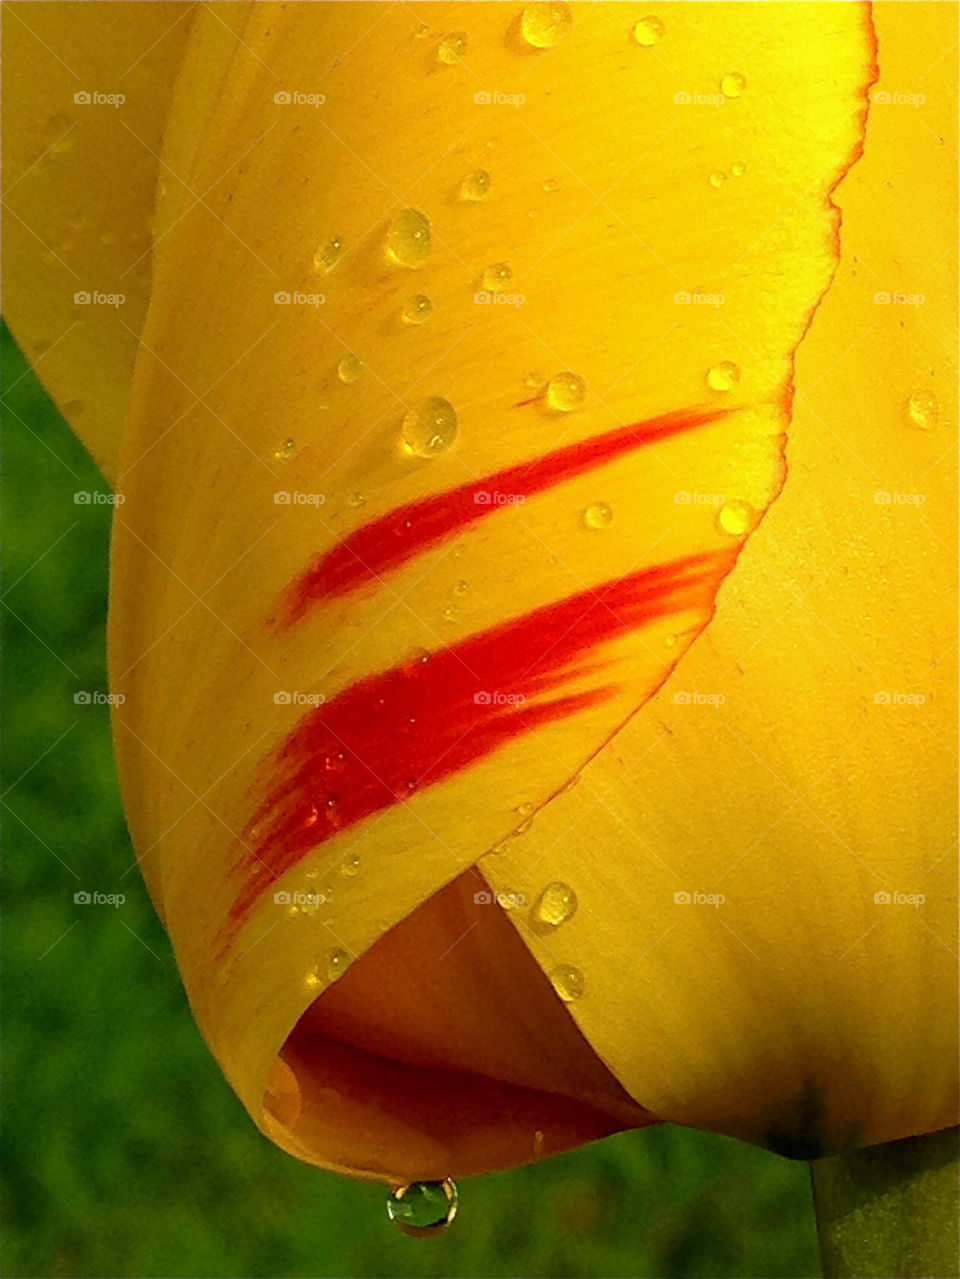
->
2;1;956;1184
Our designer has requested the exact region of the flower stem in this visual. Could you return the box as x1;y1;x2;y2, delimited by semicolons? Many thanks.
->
811;1127;959;1278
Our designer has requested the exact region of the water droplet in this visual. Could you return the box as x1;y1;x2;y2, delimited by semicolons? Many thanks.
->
902;388;939;431
717;500;756;537
324;750;346;771
546;371;586;412
524;372;543;389
521;3;573;48
401;397;458;457
298;893;322;917
304;805;319;828
326;948;351;981
731;161;747;177
460;169;491;201
438;31;468;64
337;353;361;384
387;1179;458;1237
583;502;613;530
402;294;433;326
549;963;585;1002
533;1129;545;1157
274;438;295;460
386;210;431;268
454;579;469;596
482;261;513;291
633;15;664;46
443;603;460;622
541;177;559;193
347;493;366;509
721;71;746;98
516;800;534;817
709;170;727;189
706;361;741;392
340;855;360;878
533;881;578;929
666;633;679;648
314;236;343;273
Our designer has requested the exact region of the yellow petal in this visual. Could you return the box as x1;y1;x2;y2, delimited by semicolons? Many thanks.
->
482;0;959;1156
0;1;193;481
99;0;934;1181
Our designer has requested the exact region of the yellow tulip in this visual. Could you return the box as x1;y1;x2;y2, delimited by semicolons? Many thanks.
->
3;0;955;1255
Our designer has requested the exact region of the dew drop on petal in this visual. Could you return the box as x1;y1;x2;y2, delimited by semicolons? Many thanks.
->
438;31;468;64
902;388;939;431
721;71;746;98
402;294;433;325
482;261;513;291
546;371;586;411
632;15;664;46
401;397;459;457
731;160;747;177
337;353;361;383
386;209;431;268
706;361;741;391
313;236;343;273
717;499;757;537
521;3;573;48
533;881;578;929
549;963;585;1002
583;502;613;530
387;1179;459;1237
460;168;492;200
709;170;727;189
340;855;360;878
541;177;559;192
274;437;295;460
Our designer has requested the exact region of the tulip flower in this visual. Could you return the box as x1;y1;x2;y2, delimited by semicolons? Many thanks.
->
3;1;956;1273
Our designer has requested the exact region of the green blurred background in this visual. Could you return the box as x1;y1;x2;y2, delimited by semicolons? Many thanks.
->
1;321;819;1278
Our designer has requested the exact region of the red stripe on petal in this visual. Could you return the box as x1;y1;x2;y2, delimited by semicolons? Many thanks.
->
228;549;733;940
279;405;731;623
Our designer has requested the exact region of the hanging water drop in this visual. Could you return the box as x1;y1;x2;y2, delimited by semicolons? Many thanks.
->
401;397;459;456
387;1179;459;1237
721;71;746;98
337;353;361;383
731;161;747;177
709;170;727;189
274;438;296;460
386;210;431;268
